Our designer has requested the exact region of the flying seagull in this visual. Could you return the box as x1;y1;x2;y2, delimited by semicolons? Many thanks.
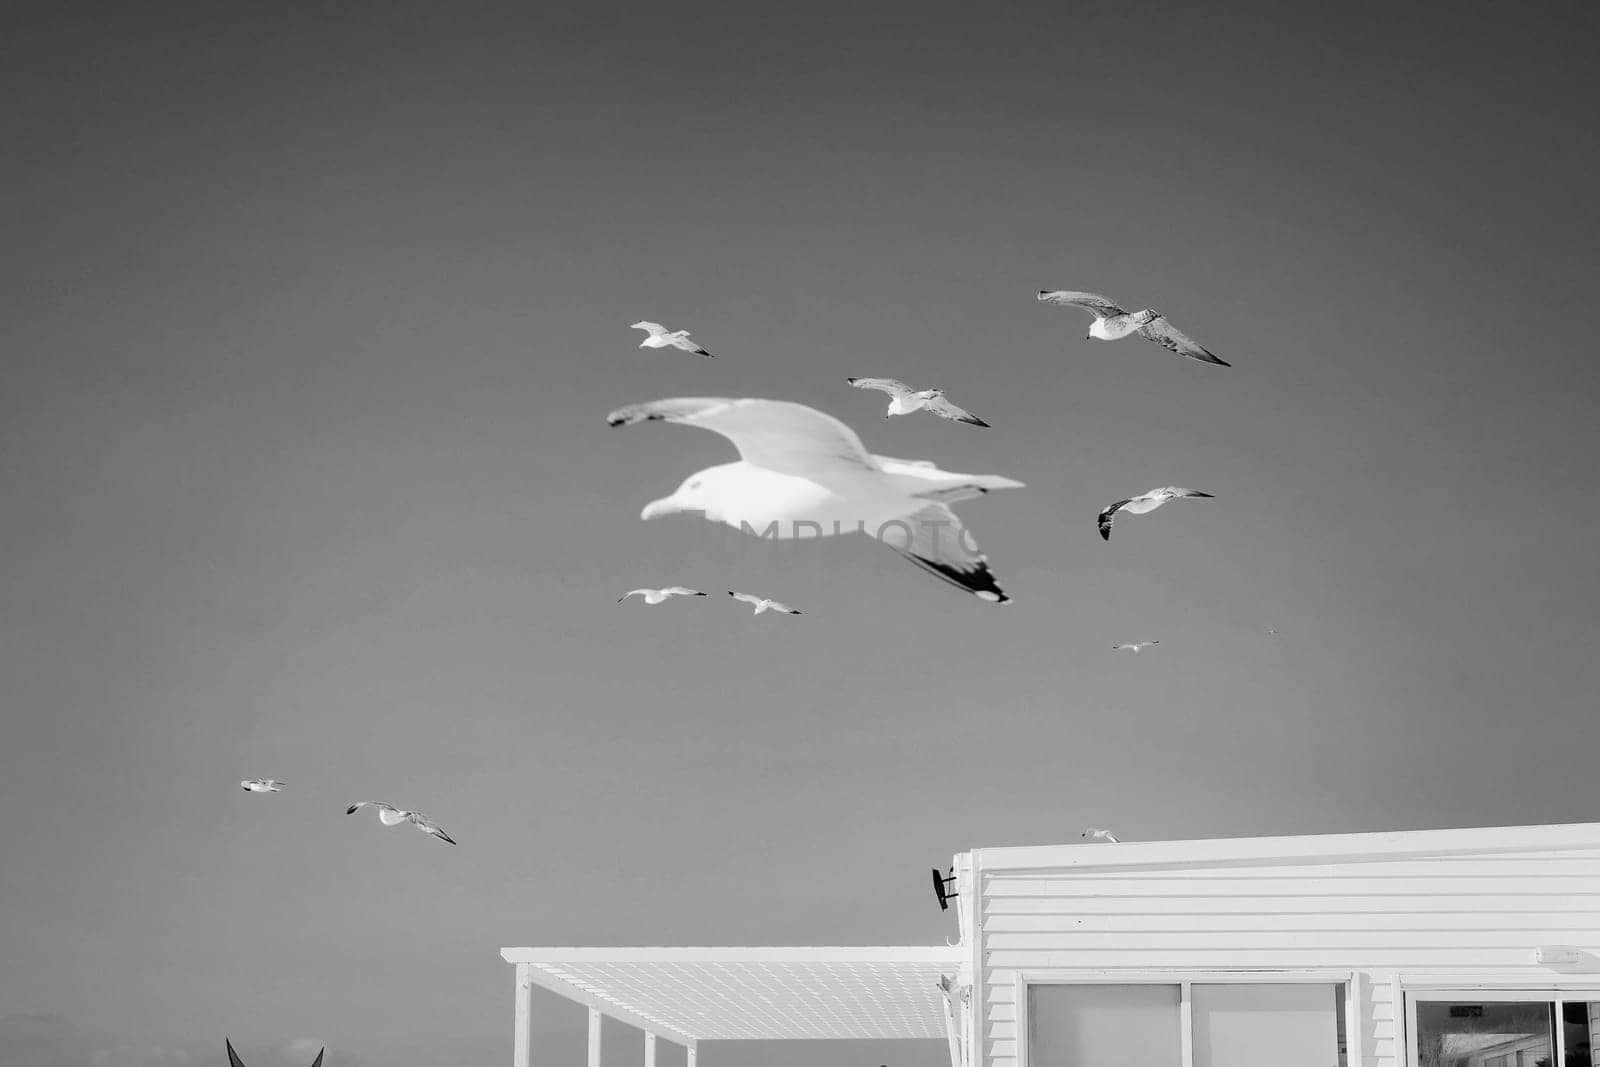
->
240;778;284;793
345;801;457;845
631;321;713;357
846;378;989;426
1112;641;1159;653
1082;828;1119;843
606;397;1024;602
618;586;709;604
1098;487;1214;541
1037;290;1229;366
728;590;802;615
228;1040;323;1067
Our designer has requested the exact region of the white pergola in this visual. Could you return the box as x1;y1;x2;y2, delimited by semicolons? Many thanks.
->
500;946;965;1067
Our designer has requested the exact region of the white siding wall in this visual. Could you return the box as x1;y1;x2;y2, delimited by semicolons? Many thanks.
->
975;848;1600;1067
1368;976;1399;1067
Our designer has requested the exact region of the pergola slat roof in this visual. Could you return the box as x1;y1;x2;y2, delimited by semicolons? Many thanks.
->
499;947;961;1042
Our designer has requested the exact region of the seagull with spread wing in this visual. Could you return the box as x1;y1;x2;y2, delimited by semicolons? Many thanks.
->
631;321;713;357
1112;641;1159;653
846;378;989;426
240;778;284;793
1037;290;1229;366
606;397;1024;603
618;586;708;604
1098;487;1214;541
345;801;457;845
728;590;802;615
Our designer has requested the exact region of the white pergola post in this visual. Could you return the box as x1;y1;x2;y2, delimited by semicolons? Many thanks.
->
587;1007;602;1067
940;984;962;1067
512;962;532;1067
685;1045;697;1067
643;1031;657;1067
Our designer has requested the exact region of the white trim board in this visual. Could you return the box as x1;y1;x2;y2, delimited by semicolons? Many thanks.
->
500;946;961;965
974;822;1600;874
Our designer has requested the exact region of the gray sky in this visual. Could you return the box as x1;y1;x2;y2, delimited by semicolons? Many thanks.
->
3;3;1598;1065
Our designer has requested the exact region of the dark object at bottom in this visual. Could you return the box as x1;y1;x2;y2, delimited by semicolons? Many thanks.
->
227;1038;325;1067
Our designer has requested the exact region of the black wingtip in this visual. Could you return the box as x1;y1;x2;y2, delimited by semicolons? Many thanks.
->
605;403;663;428
965;416;991;428
898;551;1011;604
310;1050;324;1067
345;805;360;815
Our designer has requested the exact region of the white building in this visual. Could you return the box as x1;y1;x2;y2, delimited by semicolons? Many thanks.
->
503;821;1600;1067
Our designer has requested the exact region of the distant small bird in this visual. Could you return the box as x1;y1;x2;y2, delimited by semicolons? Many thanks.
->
618;586;709;604
1098;487;1214;541
1266;628;1279;635
728;591;802;616
1112;641;1159;653
228;1039;323;1067
1082;828;1119;843
346;801;457;845
631;321;713;357
240;779;284;793
846;378;989;426
1037;290;1229;366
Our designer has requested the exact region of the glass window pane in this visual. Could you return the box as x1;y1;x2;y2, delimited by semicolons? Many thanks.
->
1414;1001;1553;1067
1563;1001;1594;1067
1191;983;1341;1067
1028;984;1182;1066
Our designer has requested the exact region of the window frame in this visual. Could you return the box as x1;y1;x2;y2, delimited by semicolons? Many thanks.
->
1016;970;1356;1067
1405;988;1600;1067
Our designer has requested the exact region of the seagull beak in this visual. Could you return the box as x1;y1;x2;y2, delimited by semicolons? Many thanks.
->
640;497;677;521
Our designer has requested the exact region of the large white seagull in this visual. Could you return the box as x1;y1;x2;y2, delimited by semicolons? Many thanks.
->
607;397;1024;602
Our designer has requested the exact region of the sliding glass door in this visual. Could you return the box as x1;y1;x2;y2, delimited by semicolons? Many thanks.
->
1408;991;1600;1067
1413;1001;1552;1067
